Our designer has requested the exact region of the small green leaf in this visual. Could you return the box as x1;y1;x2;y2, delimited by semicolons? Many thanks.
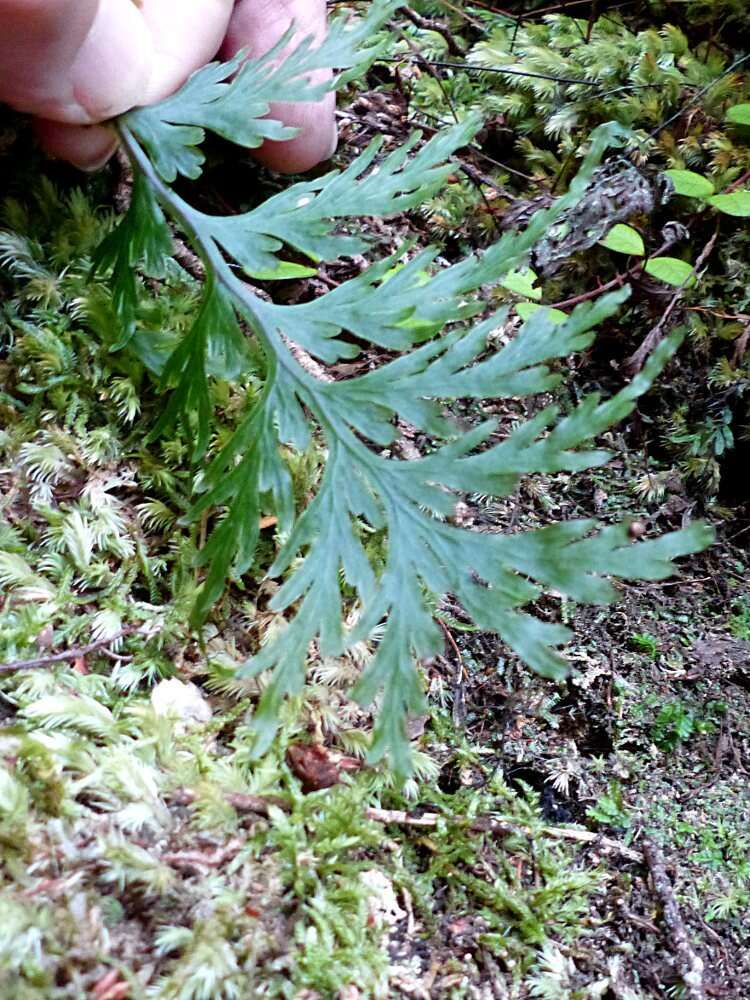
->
727;103;750;127
500;266;542;299
515;302;568;324
248;261;318;281
599;223;645;256
707;190;750;217
663;169;715;199
644;257;696;287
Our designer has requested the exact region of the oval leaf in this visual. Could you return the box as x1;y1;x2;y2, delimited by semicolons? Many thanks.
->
599;223;645;256
500;266;542;300
644;257;696;287
707;191;750;218
248;261;319;280
664;169;714;199
727;103;750;127
515;302;568;324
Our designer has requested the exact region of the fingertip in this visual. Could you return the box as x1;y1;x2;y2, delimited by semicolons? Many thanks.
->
251;93;338;174
33;118;118;170
222;0;337;173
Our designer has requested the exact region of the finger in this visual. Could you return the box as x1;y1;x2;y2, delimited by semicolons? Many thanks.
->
27;0;235;167
69;0;234;121
0;1;152;123
32;119;119;171
0;0;234;123
137;0;234;105
221;0;337;173
0;0;98;115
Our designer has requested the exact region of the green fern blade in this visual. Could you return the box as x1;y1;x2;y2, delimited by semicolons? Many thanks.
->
105;16;714;772
204;121;481;275
91;173;173;347
125;0;403;182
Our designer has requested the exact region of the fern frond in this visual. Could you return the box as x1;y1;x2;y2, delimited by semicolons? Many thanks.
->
90;0;714;771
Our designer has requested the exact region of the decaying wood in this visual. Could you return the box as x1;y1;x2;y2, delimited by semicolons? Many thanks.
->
642;836;706;1000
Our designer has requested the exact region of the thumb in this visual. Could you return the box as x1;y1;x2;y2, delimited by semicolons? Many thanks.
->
0;0;99;115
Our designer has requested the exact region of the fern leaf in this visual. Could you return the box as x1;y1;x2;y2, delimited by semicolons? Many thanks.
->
91;0;714;772
125;0;402;183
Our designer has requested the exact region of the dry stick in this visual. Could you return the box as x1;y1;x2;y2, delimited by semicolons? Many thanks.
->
363;807;643;862
402;6;465;56
0;627;156;676
732;320;750;367
390;56;601;88
625;228;718;374
393;34;505;231
549;234;677;311
642;837;707;1000
549;260;642;310
725;168;750;193
649;52;750;141
169;788;285;817
437;618;468;727
170;790;642;862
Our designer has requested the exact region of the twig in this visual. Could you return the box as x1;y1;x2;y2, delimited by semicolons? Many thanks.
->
642;837;706;1000
725;168;750;193
0;626;157;675
686;306;750;322
437;619;467;728
550;231;682;311
114;148;134;213
549;261;641;310
616;899;661;936
282;334;334;383
386;55;602;87
162;839;242;873
437;617;464;668
172;236;205;281
394;18;503;237
169;788;286;817
626;229;718;373
402;7;465;57
732;321;750;367
168;791;640;861
364;807;642;861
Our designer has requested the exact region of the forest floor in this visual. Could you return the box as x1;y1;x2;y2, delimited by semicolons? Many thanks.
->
1;1;750;998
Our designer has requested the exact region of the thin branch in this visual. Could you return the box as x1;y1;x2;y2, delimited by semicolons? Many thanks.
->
169;792;641;862
384;55;602;87
0;626;157;675
626;229;718;373
642;837;707;1000
549;263;640;311
402;7;465;57
732;321;750;367
168;788;287;819
364;807;643;861
649;52;750;139
162;840;243;872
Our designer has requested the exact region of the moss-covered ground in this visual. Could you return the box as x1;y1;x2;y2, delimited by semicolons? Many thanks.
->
1;2;749;996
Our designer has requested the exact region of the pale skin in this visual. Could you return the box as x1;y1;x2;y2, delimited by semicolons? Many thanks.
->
0;0;337;172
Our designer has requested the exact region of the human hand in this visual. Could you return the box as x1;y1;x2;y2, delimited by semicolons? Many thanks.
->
0;0;336;172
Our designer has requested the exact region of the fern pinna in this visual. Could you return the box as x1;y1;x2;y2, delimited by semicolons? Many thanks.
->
95;0;711;772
